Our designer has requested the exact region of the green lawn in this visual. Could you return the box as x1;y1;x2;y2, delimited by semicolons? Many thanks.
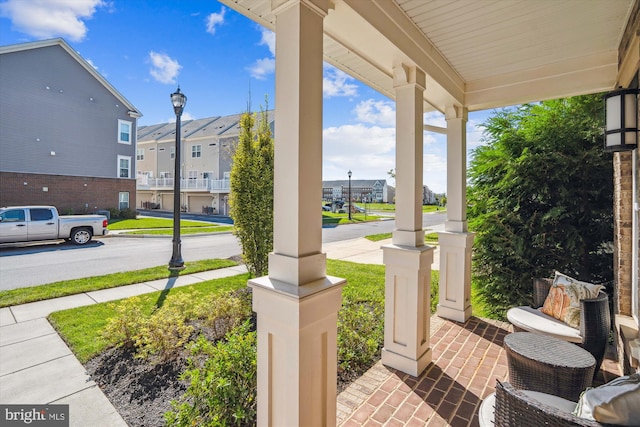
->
108;217;216;230
322;212;381;225
364;203;444;213
0;259;238;308
48;260;389;362
107;217;233;235
123;226;233;235
49;272;251;362
47;259;444;363
366;231;440;243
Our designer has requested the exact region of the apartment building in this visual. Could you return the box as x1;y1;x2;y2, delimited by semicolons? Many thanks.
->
136;111;274;214
0;38;141;213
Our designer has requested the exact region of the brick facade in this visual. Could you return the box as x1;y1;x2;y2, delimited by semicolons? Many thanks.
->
0;172;136;214
613;151;634;316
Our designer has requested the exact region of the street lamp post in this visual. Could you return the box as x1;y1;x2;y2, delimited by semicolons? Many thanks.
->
169;87;187;271
348;170;352;220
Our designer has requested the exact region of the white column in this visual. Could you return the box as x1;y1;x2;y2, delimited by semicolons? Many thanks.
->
248;1;345;426
392;64;426;248
381;63;434;377
437;106;475;322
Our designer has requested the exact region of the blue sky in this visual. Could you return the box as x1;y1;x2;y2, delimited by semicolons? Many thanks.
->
0;0;494;193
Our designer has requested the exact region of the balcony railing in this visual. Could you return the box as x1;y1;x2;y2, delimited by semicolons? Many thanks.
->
136;177;230;193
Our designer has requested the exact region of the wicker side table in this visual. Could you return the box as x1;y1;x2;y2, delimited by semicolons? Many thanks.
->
504;332;596;402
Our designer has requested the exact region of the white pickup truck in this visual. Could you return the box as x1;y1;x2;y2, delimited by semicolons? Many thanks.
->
0;206;108;245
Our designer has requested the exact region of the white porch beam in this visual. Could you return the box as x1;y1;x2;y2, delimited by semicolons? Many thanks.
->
248;1;345;426
381;63;434;377
437;106;474;323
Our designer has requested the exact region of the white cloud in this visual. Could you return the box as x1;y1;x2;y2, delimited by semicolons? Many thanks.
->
321;101;451;193
354;99;395;126
247;28;275;80
424;152;447;193
148;51;182;84
259;27;275;56
466;118;486;152
323;66;357;98
205;7;225;35
0;0;105;42
247;57;275;80
423;111;446;129
323;124;395;181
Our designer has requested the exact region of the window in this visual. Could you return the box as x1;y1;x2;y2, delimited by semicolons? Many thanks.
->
0;209;25;222
191;145;202;158
170;147;175;159
136;148;144;161
118;155;131;178
119;192;129;210
30;208;53;221
118;120;132;144
188;170;198;180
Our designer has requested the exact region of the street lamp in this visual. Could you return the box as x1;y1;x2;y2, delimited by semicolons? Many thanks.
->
348;170;352;220
169;87;187;271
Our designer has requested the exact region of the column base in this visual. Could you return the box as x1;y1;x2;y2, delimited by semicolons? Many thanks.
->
249;275;345;427
381;244;434;377
382;346;432;378
437;231;475;323
436;304;473;323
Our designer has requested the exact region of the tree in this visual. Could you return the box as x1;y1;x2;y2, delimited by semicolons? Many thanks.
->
229;103;274;277
467;95;613;318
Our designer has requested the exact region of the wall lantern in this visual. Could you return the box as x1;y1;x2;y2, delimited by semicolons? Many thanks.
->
604;88;638;152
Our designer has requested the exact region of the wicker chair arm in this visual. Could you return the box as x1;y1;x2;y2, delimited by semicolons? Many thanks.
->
532;277;553;308
494;381;603;427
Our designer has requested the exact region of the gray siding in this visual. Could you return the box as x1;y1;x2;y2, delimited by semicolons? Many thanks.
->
0;44;137;178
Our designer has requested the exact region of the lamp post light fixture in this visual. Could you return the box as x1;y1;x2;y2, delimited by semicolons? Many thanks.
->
348;169;352;220
169;87;187;271
604;88;638;152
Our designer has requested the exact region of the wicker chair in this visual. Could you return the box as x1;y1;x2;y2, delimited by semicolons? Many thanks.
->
507;278;611;374
491;381;612;427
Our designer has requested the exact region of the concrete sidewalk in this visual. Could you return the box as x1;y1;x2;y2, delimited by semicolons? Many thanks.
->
0;237;439;426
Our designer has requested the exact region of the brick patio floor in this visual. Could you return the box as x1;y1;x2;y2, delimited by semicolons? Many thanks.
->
337;315;622;426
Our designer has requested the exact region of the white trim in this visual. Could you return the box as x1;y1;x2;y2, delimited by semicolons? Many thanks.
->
117;155;131;178
118;119;132;145
119;191;130;209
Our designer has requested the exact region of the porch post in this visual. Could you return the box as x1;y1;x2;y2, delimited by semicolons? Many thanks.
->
436;106;475;323
247;1;345;426
381;63;434;377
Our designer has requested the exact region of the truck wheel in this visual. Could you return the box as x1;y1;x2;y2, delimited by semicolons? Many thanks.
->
71;228;92;245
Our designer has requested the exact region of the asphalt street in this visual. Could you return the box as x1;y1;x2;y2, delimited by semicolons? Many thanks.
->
0;211;446;290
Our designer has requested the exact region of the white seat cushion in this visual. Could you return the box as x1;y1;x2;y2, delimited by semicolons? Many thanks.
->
478;392;495;427
524;390;577;413
507;306;582;343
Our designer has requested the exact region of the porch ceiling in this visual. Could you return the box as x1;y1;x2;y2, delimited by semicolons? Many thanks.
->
218;0;636;113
